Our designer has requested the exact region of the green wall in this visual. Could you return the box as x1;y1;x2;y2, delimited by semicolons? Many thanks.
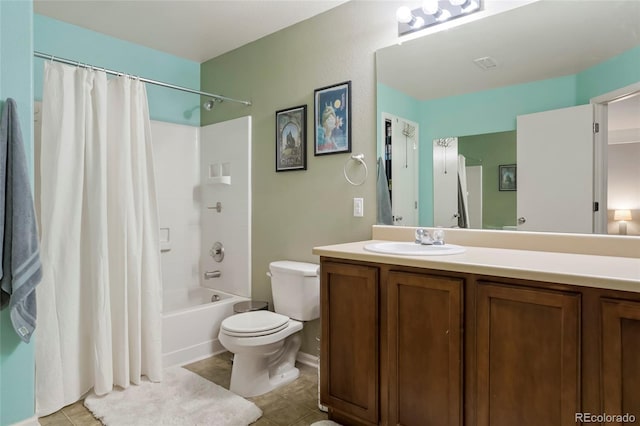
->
200;1;401;354
458;131;517;229
34;14;201;126
0;1;35;425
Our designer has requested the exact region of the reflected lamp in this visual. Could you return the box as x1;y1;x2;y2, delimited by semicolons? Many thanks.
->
614;209;632;235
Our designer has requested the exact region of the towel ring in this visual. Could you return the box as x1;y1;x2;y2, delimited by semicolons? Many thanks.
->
343;153;368;186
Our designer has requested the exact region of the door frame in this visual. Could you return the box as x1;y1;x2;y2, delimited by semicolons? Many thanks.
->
381;112;419;226
591;82;640;234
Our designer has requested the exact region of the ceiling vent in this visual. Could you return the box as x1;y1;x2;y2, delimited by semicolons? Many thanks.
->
473;56;498;70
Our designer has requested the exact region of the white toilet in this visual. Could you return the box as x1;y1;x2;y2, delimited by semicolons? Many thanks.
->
218;260;320;397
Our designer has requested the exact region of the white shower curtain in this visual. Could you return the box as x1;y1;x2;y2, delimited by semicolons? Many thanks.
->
36;61;163;416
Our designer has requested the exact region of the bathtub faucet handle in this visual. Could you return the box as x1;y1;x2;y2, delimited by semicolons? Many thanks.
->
204;270;221;279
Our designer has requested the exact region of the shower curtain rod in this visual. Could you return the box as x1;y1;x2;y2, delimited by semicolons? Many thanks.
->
34;51;252;106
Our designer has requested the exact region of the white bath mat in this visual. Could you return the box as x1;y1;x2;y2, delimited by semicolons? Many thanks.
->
311;422;342;426
84;367;262;426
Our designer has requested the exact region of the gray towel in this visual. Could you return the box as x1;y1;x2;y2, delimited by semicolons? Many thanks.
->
376;157;393;225
0;98;42;343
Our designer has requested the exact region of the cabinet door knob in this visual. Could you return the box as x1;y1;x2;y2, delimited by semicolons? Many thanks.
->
518;217;527;225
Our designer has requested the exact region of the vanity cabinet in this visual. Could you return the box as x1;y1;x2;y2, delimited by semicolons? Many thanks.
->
319;257;640;426
387;271;463;426
475;282;580;426
320;261;379;425
601;298;640;420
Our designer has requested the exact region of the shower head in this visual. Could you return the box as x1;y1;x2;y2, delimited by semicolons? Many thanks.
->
203;98;222;111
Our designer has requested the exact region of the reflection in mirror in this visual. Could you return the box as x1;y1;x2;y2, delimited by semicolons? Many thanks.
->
376;0;640;235
432;131;516;230
381;113;419;226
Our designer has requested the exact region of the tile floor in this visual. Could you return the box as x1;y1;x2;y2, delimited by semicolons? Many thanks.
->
38;352;329;426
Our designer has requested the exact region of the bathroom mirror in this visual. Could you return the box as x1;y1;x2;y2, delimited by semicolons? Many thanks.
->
376;0;640;234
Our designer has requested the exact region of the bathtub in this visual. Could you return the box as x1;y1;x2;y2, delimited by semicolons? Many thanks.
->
162;287;249;367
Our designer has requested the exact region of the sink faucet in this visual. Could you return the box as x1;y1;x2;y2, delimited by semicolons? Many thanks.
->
415;228;445;245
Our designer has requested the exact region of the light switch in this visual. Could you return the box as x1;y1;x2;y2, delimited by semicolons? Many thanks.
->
353;198;364;217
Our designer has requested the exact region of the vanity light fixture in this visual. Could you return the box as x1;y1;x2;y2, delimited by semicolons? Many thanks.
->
397;0;483;36
614;209;632;235
396;6;425;29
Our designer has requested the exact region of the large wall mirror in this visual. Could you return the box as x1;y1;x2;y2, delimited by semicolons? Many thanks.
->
376;0;640;235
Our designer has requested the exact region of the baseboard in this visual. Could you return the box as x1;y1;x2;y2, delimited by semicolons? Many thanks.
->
11;415;39;426
296;351;319;369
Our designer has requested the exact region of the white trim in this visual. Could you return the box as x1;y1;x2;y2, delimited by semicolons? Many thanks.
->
296;351;319;369
11;416;40;426
591;82;640;104
593;103;608;234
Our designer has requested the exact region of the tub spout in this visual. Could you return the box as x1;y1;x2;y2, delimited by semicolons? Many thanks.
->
204;270;221;279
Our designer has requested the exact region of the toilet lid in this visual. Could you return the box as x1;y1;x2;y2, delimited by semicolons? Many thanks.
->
221;311;290;337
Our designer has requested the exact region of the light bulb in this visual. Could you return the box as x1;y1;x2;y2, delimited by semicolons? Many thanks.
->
422;0;439;15
461;0;480;12
436;9;452;21
396;6;413;23
411;16;425;29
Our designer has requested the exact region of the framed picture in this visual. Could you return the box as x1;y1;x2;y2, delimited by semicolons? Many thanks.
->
499;164;517;191
314;81;351;156
275;105;307;172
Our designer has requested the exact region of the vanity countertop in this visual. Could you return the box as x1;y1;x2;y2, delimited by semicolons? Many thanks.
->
312;239;640;294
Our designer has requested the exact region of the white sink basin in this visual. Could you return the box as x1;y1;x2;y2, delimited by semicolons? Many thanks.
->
364;242;466;256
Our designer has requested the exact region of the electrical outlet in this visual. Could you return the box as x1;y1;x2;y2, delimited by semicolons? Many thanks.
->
353;198;364;217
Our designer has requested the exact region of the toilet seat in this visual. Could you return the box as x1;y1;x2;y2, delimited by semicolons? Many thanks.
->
221;311;290;337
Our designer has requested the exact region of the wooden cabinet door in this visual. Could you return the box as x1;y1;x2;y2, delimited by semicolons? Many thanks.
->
476;283;580;426
387;271;463;426
320;261;379;425
601;299;640;421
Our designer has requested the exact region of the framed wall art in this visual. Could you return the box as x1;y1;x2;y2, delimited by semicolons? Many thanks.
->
314;81;351;156
499;164;517;191
275;105;307;172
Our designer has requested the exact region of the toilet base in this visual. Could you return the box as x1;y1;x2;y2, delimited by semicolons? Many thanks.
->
228;332;302;397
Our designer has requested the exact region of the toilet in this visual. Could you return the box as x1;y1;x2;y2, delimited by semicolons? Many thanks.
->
218;260;320;397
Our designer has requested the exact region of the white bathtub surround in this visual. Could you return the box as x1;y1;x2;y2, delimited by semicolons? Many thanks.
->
84;367;262;426
153;121;201;293
154;117;252;367
200;117;252;297
162;288;249;367
36;62;162;416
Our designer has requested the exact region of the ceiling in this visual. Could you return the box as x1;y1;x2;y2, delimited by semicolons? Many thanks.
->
34;0;348;63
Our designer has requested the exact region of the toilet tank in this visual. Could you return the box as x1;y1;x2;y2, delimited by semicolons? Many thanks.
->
269;261;320;321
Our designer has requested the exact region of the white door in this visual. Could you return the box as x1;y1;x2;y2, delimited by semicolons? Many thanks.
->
516;104;594;233
465;165;483;229
384;113;419;226
432;137;459;227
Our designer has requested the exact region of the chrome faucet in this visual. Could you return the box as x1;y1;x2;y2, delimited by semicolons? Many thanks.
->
415;228;445;245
